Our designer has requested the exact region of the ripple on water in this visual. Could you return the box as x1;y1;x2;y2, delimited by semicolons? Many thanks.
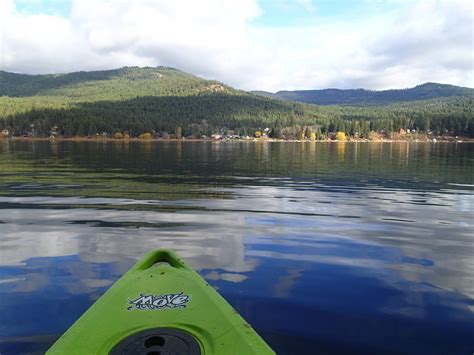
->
0;141;473;355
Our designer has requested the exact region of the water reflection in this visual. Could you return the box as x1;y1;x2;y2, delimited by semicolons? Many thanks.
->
0;141;473;354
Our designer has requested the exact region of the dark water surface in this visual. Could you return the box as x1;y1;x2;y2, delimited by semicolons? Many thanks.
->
0;140;473;355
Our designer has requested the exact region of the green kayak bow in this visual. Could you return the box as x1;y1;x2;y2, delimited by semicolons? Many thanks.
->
47;249;275;354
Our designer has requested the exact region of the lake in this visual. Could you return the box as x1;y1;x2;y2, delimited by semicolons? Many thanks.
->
0;140;473;355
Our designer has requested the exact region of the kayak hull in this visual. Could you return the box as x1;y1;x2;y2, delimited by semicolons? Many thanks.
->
47;249;275;355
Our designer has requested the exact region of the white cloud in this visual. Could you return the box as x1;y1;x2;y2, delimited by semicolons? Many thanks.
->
0;0;472;91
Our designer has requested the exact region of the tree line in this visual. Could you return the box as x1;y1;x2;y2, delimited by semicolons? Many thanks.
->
1;93;472;139
0;67;472;139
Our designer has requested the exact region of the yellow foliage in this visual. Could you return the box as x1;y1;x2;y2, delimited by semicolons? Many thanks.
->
310;132;316;141
255;131;262;138
114;132;123;139
140;132;152;140
335;131;347;141
175;126;182;139
300;131;305;140
123;133;130;140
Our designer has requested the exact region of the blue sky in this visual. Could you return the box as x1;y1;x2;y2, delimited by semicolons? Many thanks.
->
13;0;72;16
255;0;403;26
3;0;473;90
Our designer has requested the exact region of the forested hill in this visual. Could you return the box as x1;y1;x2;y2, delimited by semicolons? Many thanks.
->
253;83;474;106
0;66;236;98
0;67;473;138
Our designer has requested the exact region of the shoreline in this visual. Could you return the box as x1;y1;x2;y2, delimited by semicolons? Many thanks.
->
1;136;472;143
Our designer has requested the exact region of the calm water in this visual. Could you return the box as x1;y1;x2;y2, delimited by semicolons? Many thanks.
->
0;140;473;355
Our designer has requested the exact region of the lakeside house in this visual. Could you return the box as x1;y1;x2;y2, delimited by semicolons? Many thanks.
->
50;126;59;138
1;129;9;137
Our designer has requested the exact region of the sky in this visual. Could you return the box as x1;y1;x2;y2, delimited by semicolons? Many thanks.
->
0;0;472;91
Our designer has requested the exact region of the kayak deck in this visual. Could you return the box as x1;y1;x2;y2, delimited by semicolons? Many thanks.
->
47;249;275;354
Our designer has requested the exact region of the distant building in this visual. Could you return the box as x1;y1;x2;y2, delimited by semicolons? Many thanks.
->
1;129;9;137
50;126;59;137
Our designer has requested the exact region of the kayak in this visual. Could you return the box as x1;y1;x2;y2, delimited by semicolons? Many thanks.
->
47;249;275;354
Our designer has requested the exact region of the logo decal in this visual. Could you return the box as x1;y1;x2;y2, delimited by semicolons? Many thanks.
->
127;292;190;311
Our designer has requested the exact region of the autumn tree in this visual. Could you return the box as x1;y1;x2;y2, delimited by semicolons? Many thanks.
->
335;131;347;141
299;129;306;140
175;126;182;139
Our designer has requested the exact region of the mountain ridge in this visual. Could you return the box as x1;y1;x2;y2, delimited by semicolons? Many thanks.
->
252;82;474;106
0;67;472;138
0;66;237;98
2;66;472;104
